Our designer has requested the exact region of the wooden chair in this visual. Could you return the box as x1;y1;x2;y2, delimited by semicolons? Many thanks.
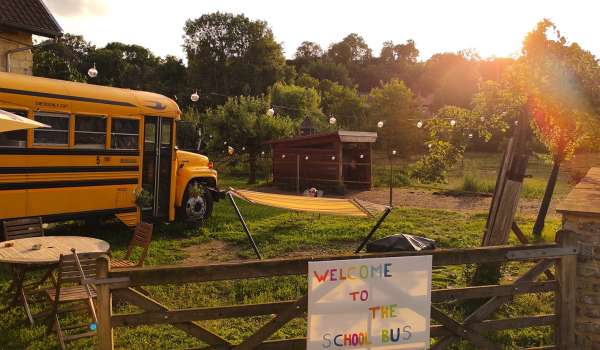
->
2;217;44;241
46;249;101;350
110;222;153;269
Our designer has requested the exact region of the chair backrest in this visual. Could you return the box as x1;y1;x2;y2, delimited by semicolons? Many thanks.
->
57;250;103;285
125;222;153;266
2;217;44;241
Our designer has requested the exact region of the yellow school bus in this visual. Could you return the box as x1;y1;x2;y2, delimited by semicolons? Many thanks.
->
0;72;218;227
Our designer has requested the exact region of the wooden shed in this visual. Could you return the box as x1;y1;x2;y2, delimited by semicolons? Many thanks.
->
264;131;378;191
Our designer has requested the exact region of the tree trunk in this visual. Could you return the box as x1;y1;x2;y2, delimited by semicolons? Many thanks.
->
533;158;561;238
248;153;257;184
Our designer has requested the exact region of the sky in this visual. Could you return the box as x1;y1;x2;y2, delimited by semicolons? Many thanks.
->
43;0;600;62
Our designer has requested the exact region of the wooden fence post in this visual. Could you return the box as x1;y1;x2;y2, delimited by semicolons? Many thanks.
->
555;230;577;349
96;254;114;350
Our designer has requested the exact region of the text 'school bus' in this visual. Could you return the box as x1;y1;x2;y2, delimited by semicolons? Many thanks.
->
0;72;218;228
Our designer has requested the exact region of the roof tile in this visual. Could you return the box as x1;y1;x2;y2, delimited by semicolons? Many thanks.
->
0;0;62;38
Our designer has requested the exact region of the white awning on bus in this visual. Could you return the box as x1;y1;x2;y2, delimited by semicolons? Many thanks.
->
0;109;49;133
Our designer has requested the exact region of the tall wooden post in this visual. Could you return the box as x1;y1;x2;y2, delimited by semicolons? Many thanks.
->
296;154;300;195
96;255;114;350
555;230;577;349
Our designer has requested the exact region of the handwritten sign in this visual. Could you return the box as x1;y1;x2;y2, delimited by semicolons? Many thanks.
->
307;256;432;350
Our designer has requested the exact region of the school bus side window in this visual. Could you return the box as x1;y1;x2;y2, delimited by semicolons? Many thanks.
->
111;118;139;150
33;112;69;146
0;110;27;147
75;115;106;149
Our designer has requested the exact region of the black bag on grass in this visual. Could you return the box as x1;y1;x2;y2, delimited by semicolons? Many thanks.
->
366;234;436;252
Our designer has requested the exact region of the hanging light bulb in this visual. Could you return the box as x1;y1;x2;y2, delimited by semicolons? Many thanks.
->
480;116;485;122
87;63;98;78
227;146;234;155
377;121;384;128
392;150;397;155
261;151;265;156
359;154;364;159
223;141;227;145
241;146;245;151
329;116;337;125
282;154;286;159
266;107;275;117
331;155;336;160
190;90;200;102
450;119;456;127
416;121;423;128
514;120;519;125
428;143;433;149
468;133;474;139
304;155;309;160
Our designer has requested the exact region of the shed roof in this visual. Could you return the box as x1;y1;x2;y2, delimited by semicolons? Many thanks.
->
264;131;378;146
0;0;62;38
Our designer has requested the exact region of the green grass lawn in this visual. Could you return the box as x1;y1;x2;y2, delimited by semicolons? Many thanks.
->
0;152;579;349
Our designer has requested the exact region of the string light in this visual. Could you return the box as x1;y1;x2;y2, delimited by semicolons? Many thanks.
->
377;121;384;128
223;141;227;145
241;146;245;151
329;116;337;125
261;151;265;156
191;90;200;102
360;154;364;159
450;119;456;127
266;108;275;117
282;154;286;159
87;63;98;78
468;133;474;139
304;155;309;160
428;143;433;149
227;146;234;155
331;156;336;160
417;121;423;128
392;150;397;155
480;116;485;122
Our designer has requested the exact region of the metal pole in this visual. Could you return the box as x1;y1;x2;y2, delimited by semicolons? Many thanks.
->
296;154;300;195
389;156;393;207
227;193;262;259
355;207;392;253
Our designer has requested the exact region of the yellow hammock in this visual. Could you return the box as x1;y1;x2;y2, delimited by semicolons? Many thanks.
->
226;188;392;259
229;188;387;218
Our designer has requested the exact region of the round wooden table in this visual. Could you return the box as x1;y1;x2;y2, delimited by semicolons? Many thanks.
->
0;236;110;265
0;236;110;325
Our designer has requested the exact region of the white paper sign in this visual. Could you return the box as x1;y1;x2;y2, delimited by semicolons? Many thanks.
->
307;256;432;350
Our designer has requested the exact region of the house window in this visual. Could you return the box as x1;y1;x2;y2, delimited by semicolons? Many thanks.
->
33;112;69;146
0;110;27;147
111;118;139;150
75;115;106;149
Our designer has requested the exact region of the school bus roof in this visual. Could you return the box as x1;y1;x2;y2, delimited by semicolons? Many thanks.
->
0;72;181;118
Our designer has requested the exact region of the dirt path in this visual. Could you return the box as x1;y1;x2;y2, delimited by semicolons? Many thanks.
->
351;187;558;218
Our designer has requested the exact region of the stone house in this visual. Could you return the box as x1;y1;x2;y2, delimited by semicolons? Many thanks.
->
0;0;62;75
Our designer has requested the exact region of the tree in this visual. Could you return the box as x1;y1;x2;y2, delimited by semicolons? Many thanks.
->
302;60;353;86
33;34;92;81
206;96;295;183
327;33;372;65
367;79;422;154
320;81;365;129
516;20;600;236
183;12;286;101
295;41;323;59
269;82;323;122
380;40;419;64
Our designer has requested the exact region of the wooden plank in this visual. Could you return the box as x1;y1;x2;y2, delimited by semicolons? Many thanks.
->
430;315;557;337
431;281;556;302
434;259;555;350
96;255;113;350
512;222;555;280
430;307;500;350
112;288;230;347
233;295;307;350
555;230;577;349
112;301;297;326
108;244;568;287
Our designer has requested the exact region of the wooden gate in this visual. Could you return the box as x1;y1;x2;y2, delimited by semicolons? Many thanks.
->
94;230;577;350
